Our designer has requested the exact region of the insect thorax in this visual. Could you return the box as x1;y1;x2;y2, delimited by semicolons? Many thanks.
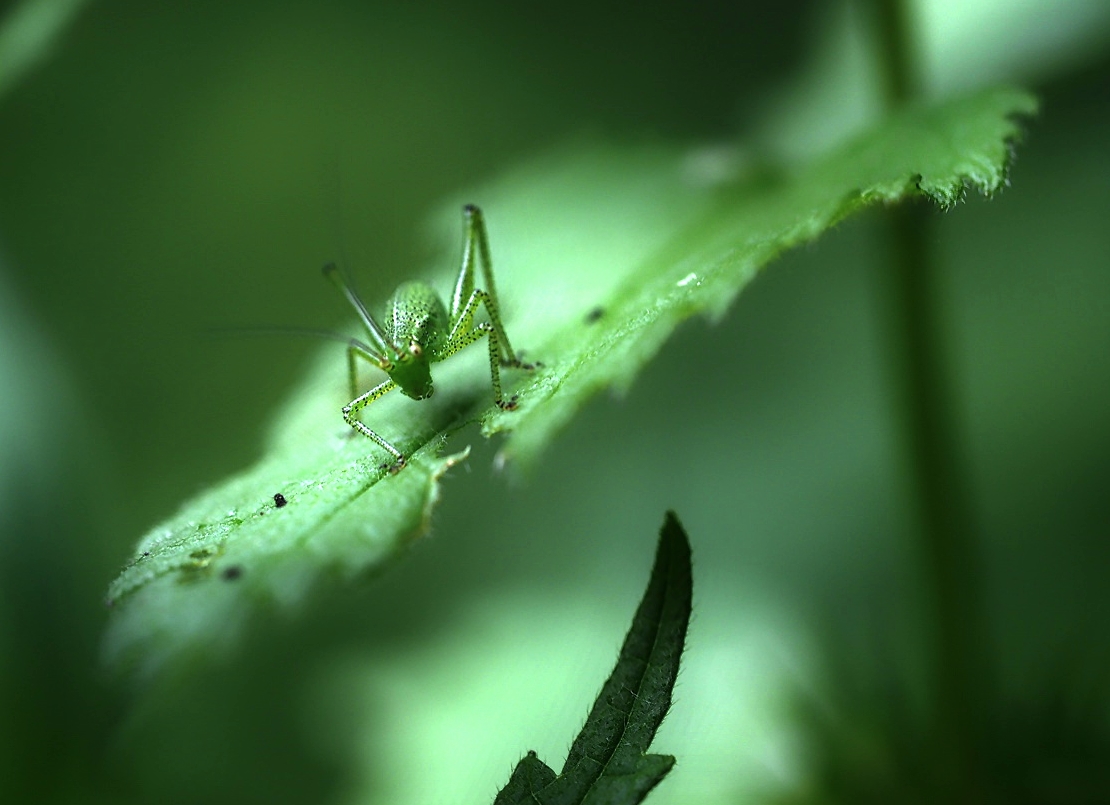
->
386;281;450;354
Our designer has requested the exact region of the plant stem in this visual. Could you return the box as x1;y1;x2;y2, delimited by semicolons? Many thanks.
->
873;0;917;105
871;0;985;795
885;202;983;790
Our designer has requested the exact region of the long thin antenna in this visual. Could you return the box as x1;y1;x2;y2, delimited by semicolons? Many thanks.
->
208;323;382;359
322;263;394;357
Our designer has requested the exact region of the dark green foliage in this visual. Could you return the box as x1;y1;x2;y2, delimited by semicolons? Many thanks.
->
493;512;693;805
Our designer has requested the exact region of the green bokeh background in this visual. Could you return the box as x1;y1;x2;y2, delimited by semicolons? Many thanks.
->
1;1;1108;802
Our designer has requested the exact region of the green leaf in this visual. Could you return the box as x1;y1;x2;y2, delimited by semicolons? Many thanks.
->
493;511;693;805
104;86;1036;675
481;87;1036;469
103;417;469;676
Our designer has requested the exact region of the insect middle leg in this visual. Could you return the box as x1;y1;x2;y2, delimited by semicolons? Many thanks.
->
345;340;385;399
445;288;533;409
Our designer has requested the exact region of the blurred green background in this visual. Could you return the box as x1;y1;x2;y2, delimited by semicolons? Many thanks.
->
1;0;1108;802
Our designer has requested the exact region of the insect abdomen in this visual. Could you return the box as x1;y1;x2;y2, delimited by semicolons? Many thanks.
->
387;281;449;352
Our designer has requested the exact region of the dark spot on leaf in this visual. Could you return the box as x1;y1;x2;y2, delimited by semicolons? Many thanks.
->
177;548;219;581
585;306;605;323
222;565;244;581
177;547;220;583
274;493;287;508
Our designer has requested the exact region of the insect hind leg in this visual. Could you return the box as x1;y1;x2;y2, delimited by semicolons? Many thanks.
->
451;207;525;366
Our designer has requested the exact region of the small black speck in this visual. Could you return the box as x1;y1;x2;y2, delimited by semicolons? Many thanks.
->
141;551;151;557
585;306;605;323
273;493;287;508
222;565;244;581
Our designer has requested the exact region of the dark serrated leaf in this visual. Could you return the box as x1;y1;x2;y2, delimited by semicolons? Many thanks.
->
493;752;558;805
493;512;693;805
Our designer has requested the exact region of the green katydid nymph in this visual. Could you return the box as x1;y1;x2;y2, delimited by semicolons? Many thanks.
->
323;204;533;473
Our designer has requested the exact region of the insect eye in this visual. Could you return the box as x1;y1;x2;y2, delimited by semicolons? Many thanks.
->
409;342;423;358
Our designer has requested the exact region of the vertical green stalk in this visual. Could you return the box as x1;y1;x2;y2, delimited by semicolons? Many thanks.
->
871;0;984;796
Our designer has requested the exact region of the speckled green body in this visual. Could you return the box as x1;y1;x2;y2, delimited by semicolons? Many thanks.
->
385;281;450;356
381;281;449;400
323;204;533;472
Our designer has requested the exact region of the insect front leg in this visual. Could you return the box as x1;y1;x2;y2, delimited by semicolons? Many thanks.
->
343;378;407;472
